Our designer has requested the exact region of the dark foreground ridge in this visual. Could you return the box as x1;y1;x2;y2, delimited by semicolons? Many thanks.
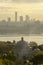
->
0;37;43;65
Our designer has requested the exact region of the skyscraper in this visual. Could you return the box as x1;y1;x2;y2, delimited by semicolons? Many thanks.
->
20;16;23;22
8;17;11;22
25;15;29;22
15;11;17;22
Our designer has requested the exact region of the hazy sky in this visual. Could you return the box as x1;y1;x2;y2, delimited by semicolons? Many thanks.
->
0;0;43;2
0;0;43;21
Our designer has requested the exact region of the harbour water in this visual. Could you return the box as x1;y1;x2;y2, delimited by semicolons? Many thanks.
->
0;35;43;45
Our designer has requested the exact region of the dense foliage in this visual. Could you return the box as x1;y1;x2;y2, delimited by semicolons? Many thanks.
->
0;39;43;65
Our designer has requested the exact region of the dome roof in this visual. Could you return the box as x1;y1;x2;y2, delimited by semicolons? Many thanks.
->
15;37;28;49
15;37;29;58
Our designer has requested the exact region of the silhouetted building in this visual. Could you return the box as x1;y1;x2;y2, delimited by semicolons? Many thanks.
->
2;20;6;22
20;16;23;22
15;11;17;22
15;37;29;59
25;15;29;22
21;37;24;41
8;17;11;22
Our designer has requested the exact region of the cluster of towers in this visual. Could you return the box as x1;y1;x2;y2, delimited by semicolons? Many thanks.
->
7;11;30;22
15;11;30;22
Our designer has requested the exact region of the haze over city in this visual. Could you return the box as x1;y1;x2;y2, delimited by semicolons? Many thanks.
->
0;0;43;21
0;1;43;65
0;0;43;45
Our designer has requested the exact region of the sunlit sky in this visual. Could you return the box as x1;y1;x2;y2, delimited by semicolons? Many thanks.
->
0;0;43;21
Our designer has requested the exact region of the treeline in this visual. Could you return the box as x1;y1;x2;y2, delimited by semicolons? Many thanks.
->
0;38;43;65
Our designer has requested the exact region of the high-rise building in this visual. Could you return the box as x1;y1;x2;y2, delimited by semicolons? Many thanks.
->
20;16;23;22
15;11;17;22
8;17;11;22
25;15;29;22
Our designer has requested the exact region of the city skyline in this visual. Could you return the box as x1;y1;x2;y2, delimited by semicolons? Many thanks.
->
0;2;43;21
0;11;42;22
0;11;31;22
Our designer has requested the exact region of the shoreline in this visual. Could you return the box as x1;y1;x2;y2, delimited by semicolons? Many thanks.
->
0;34;43;37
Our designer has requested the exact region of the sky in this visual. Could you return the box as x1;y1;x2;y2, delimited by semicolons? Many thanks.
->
0;0;43;21
0;0;43;2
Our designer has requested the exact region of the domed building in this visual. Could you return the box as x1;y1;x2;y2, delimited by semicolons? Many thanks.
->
15;38;40;59
15;37;29;59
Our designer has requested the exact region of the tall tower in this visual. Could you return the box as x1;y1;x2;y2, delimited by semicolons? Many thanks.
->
20;16;23;22
15;11;17;22
25;15;29;22
8;17;11;22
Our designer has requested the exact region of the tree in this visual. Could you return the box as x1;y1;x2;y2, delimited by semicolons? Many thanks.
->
30;51;43;65
38;44;43;51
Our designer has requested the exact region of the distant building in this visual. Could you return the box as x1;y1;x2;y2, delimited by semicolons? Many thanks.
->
20;16;23;22
15;11;17;22
8;17;11;22
15;37;29;59
2;20;6;22
25;15;29;22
